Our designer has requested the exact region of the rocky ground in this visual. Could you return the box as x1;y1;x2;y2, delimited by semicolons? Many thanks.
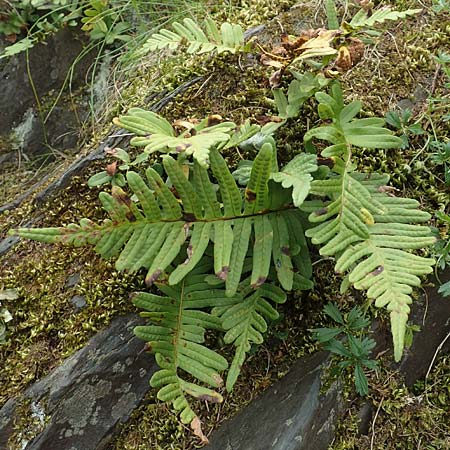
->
1;1;449;449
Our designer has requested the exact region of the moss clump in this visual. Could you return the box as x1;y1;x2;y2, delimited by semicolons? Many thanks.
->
0;238;144;406
7;398;49;450
330;355;450;450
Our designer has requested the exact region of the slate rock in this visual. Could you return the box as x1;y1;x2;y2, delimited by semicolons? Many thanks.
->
0;28;94;156
398;267;450;386
70;295;87;311
0;314;157;450
205;352;342;450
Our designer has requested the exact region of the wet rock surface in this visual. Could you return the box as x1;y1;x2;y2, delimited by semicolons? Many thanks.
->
0;315;157;450
205;351;343;450
0;28;94;159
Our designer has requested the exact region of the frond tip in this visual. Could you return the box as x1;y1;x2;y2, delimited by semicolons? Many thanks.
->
133;264;228;426
142;18;247;55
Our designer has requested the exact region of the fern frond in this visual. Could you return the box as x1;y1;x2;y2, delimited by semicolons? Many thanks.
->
133;262;229;425
304;83;435;361
271;153;318;207
142;18;246;55
348;7;421;29
12;146;314;296
325;0;340;30
213;282;286;391
114;109;236;168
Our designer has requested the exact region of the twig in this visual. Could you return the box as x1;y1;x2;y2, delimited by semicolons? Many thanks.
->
425;330;450;380
370;397;384;450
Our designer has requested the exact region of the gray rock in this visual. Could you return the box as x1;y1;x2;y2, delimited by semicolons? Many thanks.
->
0;314;157;450
398;267;450;386
0;28;94;157
205;352;343;450
70;295;87;311
65;274;81;289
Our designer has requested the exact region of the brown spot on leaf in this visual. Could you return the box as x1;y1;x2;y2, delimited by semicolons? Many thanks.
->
314;207;329;216
281;246;290;256
126;211;136;222
251;276;267;288
112;187;132;206
216;267;229;280
145;269;162;286
245;189;257;202
369;266;384;276
198;394;221;403
175;144;188;153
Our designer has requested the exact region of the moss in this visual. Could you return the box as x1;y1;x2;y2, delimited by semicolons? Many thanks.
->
330;355;450;450
7;397;49;450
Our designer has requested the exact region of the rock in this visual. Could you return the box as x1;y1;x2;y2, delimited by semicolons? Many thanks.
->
70;295;87;311
65;274;81;289
356;403;373;435
205;352;343;450
398;267;450;386
0;28;95;158
0;314;157;450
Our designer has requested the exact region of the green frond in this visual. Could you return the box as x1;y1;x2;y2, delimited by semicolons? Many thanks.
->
271;153;318;207
305;84;403;153
114;109;235;168
304;83;435;361
348;7;421;29
142;18;246;55
212;281;287;391
244;142;274;214
133;263;229;425
325;0;339;30
12;146;313;295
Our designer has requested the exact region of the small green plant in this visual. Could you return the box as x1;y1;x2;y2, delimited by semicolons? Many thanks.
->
385;109;425;149
430;140;450;186
432;0;450;13
312;303;377;396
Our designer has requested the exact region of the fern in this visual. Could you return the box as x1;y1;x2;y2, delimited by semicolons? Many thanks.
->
133;260;229;426
12;142;316;297
213;271;312;391
113;108;238;168
325;0;339;30
348;7;421;29
303;83;435;361
142;17;246;55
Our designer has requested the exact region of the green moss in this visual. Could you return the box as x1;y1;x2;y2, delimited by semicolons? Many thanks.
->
330;355;450;450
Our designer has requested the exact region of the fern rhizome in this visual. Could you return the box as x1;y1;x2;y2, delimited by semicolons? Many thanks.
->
10;7;435;440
